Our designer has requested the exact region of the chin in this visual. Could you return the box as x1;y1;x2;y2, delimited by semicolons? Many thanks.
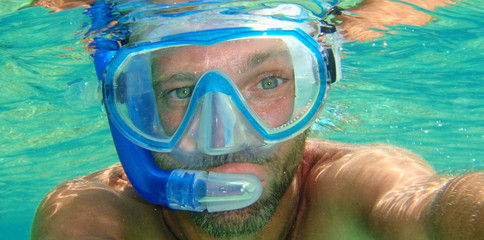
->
186;174;291;238
188;193;277;238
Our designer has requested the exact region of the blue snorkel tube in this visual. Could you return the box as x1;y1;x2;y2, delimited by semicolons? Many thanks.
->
93;42;262;212
88;1;262;212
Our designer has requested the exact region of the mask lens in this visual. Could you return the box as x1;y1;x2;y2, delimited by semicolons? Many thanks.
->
151;37;301;132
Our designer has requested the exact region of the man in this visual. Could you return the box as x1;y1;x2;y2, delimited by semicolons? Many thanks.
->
31;0;482;239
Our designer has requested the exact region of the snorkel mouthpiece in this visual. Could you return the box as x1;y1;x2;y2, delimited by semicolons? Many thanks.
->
167;170;262;212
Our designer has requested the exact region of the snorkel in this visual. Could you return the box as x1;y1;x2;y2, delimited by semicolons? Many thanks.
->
87;0;341;212
93;42;262;212
94;43;263;212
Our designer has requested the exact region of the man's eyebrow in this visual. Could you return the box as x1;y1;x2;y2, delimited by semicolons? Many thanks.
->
153;72;198;89
151;48;291;85
246;49;290;69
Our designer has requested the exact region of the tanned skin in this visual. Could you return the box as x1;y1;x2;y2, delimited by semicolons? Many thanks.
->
31;139;483;239
336;0;454;41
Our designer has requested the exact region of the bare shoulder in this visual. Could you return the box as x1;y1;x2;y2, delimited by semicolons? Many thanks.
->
31;164;167;240
304;138;433;169
304;139;437;208
299;139;442;239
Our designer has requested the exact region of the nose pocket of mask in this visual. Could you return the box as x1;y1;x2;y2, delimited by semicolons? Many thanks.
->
170;70;266;156
197;91;250;155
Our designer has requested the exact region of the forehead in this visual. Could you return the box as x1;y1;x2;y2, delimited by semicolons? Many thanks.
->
147;39;291;80
155;38;287;59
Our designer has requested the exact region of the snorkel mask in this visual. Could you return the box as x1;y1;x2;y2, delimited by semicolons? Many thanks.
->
88;0;342;212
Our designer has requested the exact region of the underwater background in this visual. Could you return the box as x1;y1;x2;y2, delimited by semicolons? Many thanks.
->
0;0;482;239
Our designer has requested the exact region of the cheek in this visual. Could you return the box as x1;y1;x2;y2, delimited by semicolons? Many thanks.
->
158;109;185;135
251;95;295;128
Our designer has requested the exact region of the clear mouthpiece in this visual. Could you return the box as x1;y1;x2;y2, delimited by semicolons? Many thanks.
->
165;169;262;212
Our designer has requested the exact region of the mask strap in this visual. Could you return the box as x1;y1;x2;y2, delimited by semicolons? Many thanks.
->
319;6;344;34
322;48;339;83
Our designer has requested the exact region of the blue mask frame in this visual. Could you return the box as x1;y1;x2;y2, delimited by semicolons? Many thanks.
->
101;28;331;152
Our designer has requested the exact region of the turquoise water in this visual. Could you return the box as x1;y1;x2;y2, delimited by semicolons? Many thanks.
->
0;0;482;239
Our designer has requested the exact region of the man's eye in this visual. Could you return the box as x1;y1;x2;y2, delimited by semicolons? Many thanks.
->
168;86;194;99
258;76;284;90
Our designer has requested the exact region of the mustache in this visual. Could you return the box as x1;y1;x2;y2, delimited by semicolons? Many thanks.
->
153;146;278;170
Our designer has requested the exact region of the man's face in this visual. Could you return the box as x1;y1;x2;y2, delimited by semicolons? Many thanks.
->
151;38;307;238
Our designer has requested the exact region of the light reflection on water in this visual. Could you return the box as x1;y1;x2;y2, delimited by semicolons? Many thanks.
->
0;0;482;239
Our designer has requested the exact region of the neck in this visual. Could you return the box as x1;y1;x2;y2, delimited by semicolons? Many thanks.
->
161;166;305;240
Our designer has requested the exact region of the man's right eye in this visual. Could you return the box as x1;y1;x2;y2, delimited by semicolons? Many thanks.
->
167;86;194;99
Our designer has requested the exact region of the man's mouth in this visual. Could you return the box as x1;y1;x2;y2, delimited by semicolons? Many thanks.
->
208;163;268;188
